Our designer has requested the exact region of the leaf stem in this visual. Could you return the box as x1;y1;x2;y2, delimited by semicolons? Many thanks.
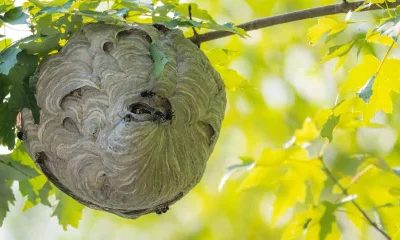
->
376;36;398;75
319;157;391;239
190;0;400;44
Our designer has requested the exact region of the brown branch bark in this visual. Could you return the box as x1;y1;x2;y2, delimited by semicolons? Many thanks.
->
190;0;400;44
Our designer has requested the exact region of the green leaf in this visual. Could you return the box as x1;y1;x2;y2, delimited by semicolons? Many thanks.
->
0;35;36;75
239;147;325;224
112;0;138;10
389;187;400;196
214;65;249;91
361;156;391;172
0;38;11;52
374;16;400;41
282;210;313;239
272;170;307;223
319;202;338;240
0;103;16;149
19;35;61;56
112;0;152;12
152;3;247;37
12;142;53;209
0;0;13;14
73;10;120;22
2;7;29;25
0;45;22;75
238;156;255;165
320;114;341;142
219;158;254;191
339;55;400;122
0;146;39;181
322;41;355;62
0;75;11;103
19;180;37;206
20;178;52;211
78;0;101;11
7;51;40;118
0;158;38;180
357;74;376;103
53;14;83;35
174;3;213;22
35;14;60;36
205;48;237;66
38;181;52;207
53;189;84;230
29;0;71;8
307;17;347;45
161;0;179;4
204;22;249;37
284;202;340;239
112;8;129;18
0;51;39;149
35;0;73;16
153;3;175;17
149;43;168;78
294;118;319;144
161;18;201;29
8;140;35;168
0;180;14;226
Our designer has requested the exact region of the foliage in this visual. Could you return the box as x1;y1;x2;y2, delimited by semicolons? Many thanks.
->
1;0;400;239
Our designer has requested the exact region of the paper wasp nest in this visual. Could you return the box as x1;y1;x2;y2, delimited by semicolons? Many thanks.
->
21;23;226;218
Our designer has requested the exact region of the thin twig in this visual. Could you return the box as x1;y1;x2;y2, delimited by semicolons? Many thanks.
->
188;5;198;36
321;160;391;239
188;4;200;47
190;0;400;44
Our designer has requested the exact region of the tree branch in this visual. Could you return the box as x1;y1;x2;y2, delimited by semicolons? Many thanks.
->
190;0;400;44
321;163;391;239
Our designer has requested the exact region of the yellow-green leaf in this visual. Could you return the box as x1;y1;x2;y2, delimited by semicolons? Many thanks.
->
238;167;274;191
322;41;354;62
389;187;400;196
215;65;249;91
272;169;306;224
205;48;237;66
340;55;380;92
320;114;340;142
308;17;347;45
283;202;341;240
239;145;325;223
367;29;396;47
282;211;312;240
52;189;84;230
294;118;319;144
334;54;347;73
339;55;400;122
0;38;11;52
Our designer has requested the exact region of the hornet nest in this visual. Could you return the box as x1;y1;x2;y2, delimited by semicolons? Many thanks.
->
21;23;226;218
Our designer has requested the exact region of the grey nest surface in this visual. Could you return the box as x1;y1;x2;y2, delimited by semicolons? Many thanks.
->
21;23;226;218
